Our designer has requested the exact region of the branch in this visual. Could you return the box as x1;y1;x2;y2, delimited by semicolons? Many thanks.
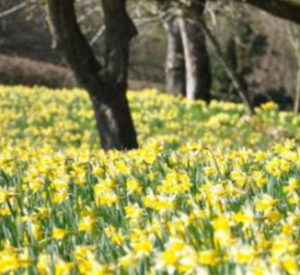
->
235;0;300;24
199;18;254;115
90;26;105;45
0;0;37;20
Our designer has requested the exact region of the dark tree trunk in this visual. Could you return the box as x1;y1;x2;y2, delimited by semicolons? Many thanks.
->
91;92;137;150
46;0;138;150
178;17;211;102
163;16;186;96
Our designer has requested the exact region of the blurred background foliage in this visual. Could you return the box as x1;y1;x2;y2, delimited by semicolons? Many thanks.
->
0;0;298;106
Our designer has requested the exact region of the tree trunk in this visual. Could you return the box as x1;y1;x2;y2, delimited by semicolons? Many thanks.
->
91;91;137;150
163;15;186;96
158;0;211;101
178;17;211;102
46;0;138;150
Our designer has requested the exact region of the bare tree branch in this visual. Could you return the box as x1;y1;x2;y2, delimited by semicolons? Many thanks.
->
90;26;105;45
0;0;37;20
198;18;254;114
235;0;300;24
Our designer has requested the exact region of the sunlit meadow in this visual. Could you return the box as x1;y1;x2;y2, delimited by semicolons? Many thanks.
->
1;86;300;274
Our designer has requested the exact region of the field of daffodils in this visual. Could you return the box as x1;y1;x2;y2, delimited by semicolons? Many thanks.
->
1;86;300;274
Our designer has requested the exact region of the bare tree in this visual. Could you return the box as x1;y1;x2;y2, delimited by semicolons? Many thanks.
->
46;0;138;150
